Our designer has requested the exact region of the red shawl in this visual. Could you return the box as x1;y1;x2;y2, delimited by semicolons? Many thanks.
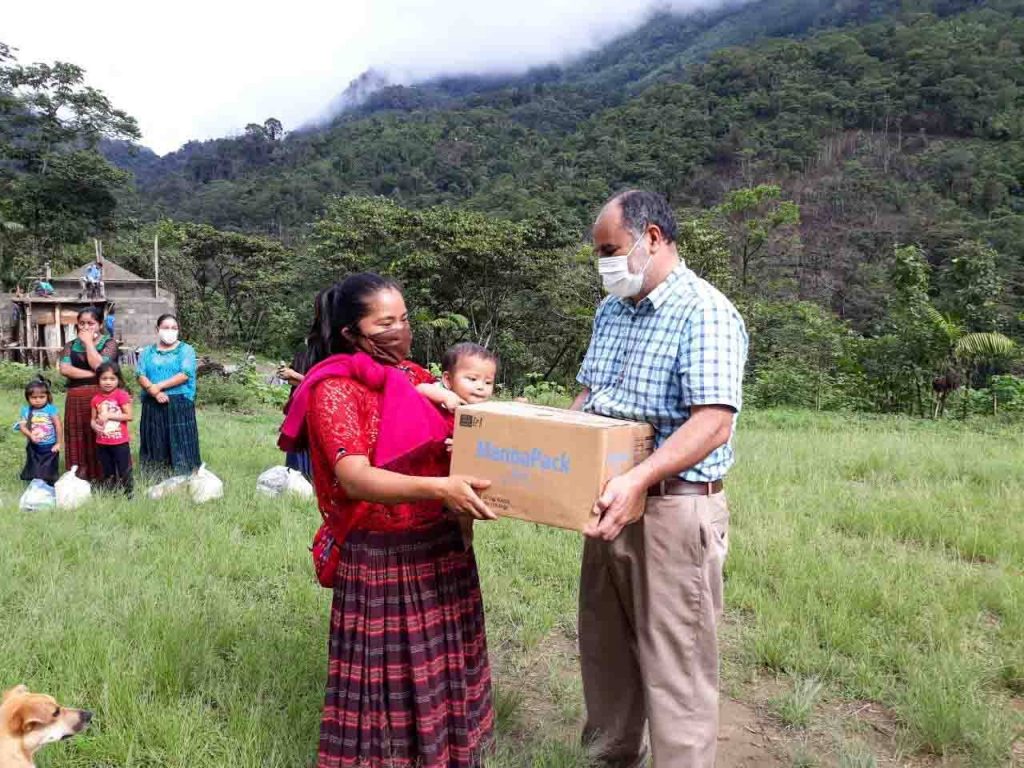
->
278;351;449;472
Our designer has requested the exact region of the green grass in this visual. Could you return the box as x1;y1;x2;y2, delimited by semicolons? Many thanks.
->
1;407;1022;766
771;676;825;728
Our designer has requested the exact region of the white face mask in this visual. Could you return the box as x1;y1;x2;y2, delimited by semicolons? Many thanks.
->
158;329;179;345
597;232;653;298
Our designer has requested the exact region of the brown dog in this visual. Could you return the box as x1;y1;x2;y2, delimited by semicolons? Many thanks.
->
0;685;92;768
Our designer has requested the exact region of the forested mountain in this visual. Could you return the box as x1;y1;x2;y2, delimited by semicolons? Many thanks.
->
108;0;954;230
106;0;1024;325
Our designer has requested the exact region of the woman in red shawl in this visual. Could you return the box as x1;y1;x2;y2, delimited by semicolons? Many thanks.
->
284;274;496;768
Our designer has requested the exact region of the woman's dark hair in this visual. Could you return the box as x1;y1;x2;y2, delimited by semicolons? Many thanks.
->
442;343;499;375
95;362;129;391
156;313;178;328
24;376;53;405
302;287;333;371
77;306;103;324
307;273;401;367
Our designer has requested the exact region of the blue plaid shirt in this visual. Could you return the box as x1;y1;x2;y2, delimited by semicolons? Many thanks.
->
577;263;748;482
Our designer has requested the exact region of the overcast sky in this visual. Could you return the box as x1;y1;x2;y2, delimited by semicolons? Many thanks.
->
6;0;728;155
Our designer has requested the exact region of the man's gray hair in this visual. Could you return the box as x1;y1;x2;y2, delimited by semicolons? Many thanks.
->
607;189;678;243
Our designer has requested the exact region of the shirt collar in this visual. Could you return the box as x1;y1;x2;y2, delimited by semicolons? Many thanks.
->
616;262;690;313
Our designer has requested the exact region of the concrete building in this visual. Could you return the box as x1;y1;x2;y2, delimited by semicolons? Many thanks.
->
2;259;175;367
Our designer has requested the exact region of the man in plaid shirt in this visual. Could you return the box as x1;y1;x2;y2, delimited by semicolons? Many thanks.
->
573;190;748;768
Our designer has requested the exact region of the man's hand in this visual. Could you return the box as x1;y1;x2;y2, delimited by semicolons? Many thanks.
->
584;469;648;541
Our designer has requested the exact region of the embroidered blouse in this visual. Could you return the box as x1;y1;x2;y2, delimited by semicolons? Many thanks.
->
136;342;198;401
60;334;117;388
307;361;449;536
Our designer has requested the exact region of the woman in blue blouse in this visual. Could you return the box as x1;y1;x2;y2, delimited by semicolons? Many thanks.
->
136;314;202;476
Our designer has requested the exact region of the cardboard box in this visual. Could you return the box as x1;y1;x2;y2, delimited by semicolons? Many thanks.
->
450;401;654;532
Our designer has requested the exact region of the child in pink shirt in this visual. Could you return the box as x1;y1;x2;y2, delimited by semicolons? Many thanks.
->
91;363;133;497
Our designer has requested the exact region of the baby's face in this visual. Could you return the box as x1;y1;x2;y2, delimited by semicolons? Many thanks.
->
444;357;497;404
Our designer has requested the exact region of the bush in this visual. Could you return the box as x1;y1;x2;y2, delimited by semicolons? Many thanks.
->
520;374;573;408
194;360;289;414
950;375;1024;420
0;361;63;395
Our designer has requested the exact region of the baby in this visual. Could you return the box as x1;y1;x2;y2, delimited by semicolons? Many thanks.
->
417;342;498;417
417;343;498;548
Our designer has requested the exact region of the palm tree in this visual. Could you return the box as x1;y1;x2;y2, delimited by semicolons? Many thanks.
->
926;306;1017;417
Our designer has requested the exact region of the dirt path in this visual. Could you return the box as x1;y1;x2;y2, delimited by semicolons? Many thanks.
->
718;697;787;767
495;629;991;767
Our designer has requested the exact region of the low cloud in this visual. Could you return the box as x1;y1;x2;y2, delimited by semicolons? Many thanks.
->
4;0;744;154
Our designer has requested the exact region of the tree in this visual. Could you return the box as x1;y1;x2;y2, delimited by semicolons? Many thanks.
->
0;41;139;282
263;118;283;142
308;196;592;385
711;185;800;292
926;306;1017;417
162;223;297;352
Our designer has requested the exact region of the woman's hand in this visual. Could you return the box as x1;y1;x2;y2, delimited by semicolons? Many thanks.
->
147;384;169;404
51;443;62;455
437;475;496;520
77;328;98;347
279;366;302;384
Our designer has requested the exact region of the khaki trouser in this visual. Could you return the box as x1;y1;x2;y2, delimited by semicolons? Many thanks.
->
579;492;730;768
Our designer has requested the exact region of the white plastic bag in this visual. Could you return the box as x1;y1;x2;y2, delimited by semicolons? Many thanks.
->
19;479;55;511
257;466;313;499
147;475;190;500
256;466;290;497
55;467;91;510
189;464;224;504
285;469;314;499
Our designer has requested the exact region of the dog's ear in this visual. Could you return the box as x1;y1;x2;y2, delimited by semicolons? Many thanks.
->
2;684;30;703
10;697;56;734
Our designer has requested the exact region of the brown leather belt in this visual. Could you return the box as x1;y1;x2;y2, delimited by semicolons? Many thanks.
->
647;478;724;497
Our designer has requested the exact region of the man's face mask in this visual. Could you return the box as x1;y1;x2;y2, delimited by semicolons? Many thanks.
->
597;231;653;298
352;324;412;365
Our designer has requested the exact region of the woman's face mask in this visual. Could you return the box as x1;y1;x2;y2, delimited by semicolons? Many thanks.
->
158;328;179;345
598;231;652;298
354;324;412;365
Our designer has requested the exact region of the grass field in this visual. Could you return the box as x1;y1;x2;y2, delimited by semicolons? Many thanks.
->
0;406;1021;767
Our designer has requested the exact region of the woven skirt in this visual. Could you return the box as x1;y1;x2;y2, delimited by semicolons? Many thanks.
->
318;521;494;768
21;442;60;484
139;395;202;476
64;386;102;481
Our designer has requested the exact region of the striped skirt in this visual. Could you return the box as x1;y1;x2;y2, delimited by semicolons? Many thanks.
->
319;522;494;768
64;386;102;481
139;395;202;476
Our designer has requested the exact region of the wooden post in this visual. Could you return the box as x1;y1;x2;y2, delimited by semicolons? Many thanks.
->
24;300;33;367
154;232;160;297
